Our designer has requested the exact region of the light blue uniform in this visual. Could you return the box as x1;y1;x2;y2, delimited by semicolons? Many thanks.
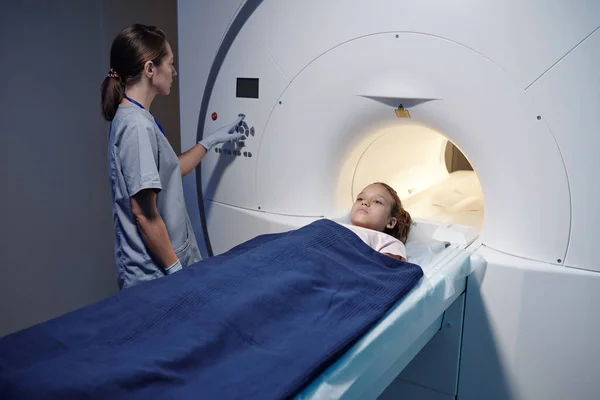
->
108;104;201;290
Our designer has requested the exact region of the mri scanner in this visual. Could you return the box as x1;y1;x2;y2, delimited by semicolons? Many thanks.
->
177;1;600;399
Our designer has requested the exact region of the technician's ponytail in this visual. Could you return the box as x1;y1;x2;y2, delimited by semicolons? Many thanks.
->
101;72;125;121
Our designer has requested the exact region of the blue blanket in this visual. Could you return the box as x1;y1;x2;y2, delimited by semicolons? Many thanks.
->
0;219;422;399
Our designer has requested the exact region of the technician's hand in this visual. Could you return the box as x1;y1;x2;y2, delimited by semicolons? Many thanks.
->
198;114;246;151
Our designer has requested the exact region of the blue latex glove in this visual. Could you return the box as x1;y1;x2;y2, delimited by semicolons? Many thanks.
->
165;259;182;275
199;114;246;151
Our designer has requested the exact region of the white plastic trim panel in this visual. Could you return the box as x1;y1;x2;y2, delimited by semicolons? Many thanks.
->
527;27;600;271
256;0;600;88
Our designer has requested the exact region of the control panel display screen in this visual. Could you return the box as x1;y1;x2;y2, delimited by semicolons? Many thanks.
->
236;78;259;99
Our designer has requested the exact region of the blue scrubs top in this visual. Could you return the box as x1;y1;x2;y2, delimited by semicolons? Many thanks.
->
107;104;201;290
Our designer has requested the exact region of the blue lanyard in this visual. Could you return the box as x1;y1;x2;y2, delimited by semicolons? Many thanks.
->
123;94;165;135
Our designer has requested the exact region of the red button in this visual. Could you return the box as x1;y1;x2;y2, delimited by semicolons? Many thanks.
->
211;112;218;121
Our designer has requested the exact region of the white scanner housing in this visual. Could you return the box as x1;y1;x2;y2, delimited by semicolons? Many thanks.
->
178;1;600;399
181;0;599;272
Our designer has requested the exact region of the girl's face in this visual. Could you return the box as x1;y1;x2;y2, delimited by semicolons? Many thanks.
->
350;184;397;232
151;41;177;96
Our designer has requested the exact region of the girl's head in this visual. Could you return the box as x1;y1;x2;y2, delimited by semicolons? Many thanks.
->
350;182;412;243
101;24;176;121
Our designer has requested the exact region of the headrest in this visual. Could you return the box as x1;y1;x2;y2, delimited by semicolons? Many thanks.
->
404;221;448;267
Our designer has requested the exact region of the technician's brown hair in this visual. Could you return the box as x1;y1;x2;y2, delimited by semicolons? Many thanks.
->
375;182;412;244
100;24;168;121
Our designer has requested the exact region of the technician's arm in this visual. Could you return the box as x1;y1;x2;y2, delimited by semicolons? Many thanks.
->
178;115;246;176
178;144;208;176
131;189;179;271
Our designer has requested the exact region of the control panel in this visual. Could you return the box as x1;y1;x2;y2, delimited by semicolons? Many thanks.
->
214;114;256;158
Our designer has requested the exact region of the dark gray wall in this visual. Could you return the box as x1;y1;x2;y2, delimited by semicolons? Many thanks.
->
0;0;179;337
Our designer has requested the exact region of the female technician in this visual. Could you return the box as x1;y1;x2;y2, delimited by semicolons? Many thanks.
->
101;24;244;290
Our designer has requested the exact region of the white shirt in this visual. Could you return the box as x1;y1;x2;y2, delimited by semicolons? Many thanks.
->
339;223;407;260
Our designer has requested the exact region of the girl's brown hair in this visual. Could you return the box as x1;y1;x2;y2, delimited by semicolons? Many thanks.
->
375;182;412;243
101;24;168;121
